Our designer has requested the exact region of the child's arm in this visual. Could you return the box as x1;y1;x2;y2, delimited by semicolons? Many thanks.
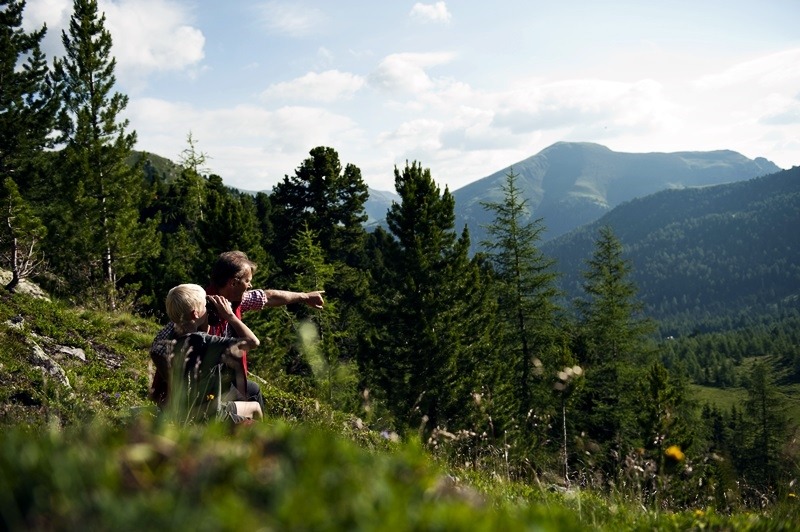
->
207;295;260;350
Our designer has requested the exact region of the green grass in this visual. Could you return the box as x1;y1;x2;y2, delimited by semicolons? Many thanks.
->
690;383;745;412
1;289;799;530
691;355;800;424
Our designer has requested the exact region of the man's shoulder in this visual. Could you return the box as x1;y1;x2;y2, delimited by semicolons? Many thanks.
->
241;289;267;311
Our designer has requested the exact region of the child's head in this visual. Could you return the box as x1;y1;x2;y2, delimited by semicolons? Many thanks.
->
165;284;206;325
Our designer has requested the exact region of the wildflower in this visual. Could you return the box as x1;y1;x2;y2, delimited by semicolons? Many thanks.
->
206;394;215;401
789;492;796;499
665;445;685;462
694;509;705;517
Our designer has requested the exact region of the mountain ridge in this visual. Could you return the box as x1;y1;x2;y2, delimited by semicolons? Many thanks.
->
452;142;782;247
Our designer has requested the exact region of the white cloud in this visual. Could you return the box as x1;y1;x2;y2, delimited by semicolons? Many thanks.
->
128;98;365;189
256;1;325;37
409;2;451;24
261;70;366;103
103;0;204;79
695;48;800;90
492;78;676;136
369;52;455;94
21;0;71;30
22;0;204;86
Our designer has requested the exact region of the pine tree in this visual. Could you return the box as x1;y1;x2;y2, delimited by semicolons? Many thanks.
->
0;177;46;290
269;146;370;367
48;0;157;308
480;167;563;427
200;174;266;268
0;0;59;196
269;146;368;268
364;161;498;433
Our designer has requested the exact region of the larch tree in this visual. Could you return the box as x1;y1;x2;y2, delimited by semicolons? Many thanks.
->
741;361;788;490
480;167;563;432
573;225;655;471
49;0;157;308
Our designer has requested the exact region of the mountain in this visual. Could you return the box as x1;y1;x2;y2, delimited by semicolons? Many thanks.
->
452;142;781;248
541;165;800;333
365;188;399;228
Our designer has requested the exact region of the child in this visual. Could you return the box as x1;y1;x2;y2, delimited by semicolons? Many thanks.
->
148;283;261;421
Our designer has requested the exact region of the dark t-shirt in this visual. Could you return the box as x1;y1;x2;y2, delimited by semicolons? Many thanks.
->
176;331;239;396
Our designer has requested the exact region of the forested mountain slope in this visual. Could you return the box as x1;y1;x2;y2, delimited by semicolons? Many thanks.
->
542;166;800;333
453;142;780;248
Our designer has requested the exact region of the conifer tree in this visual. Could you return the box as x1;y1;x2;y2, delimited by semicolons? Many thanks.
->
200;174;266;268
740;361;788;490
576;226;652;365
481;167;563;427
269;146;370;365
573;226;654;470
364;161;498;433
637;361;695;474
0;0;59;196
285;224;358;411
0;177;46;290
269;146;368;268
48;0;157;308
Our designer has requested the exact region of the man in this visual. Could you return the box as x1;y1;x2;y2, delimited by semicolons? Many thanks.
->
206;250;325;405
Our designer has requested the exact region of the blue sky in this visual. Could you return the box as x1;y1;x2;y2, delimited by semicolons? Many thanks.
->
21;0;800;192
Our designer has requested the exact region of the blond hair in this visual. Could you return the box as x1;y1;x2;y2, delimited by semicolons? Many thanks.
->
165;284;206;325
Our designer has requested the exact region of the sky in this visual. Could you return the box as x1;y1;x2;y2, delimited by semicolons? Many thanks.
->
20;0;800;193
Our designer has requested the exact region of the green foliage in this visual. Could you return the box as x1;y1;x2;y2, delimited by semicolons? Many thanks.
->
544;166;800;333
269;146;369;270
46;0;158;308
0;0;59;195
363;161;499;434
480;166;564;455
0;177;47;290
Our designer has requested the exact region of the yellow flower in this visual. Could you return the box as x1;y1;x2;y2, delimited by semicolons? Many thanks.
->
665;445;685;462
694;509;705;518
789;492;797;499
206;394;215;401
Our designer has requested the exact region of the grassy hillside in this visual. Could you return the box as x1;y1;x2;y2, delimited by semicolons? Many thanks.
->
1;289;797;530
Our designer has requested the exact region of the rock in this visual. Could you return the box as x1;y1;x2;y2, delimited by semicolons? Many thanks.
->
0;269;50;300
55;345;87;362
29;344;71;389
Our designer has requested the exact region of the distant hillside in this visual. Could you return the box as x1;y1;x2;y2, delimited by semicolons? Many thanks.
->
541;166;800;332
130;150;396;227
129;151;182;184
454;142;781;249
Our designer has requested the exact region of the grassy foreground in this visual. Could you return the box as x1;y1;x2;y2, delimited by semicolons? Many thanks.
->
0;290;798;530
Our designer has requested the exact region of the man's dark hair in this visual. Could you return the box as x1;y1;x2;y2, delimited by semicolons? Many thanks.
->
209;251;258;287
